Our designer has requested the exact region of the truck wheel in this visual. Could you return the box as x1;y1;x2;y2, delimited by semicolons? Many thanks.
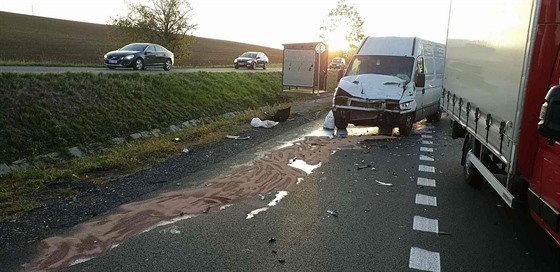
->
427;109;442;123
334;110;349;130
463;136;484;186
398;114;414;136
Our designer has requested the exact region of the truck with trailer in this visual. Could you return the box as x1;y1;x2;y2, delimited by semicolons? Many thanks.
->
443;0;560;245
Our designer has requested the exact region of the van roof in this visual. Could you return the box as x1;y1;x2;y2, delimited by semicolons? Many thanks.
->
356;37;416;56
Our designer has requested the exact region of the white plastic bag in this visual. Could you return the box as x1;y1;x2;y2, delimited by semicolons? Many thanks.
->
323;111;335;130
251;117;278;128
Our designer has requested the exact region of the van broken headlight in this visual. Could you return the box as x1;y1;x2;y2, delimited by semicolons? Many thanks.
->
400;102;412;110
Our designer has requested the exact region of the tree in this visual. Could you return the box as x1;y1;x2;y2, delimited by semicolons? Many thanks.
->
319;0;364;58
111;0;197;59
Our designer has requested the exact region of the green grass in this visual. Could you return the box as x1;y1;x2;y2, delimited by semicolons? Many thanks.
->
0;71;285;163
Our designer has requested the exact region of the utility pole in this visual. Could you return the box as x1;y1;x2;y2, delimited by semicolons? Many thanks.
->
31;5;34;16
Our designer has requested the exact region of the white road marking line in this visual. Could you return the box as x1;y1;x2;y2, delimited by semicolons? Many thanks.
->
421;135;433;139
423;130;433;134
420;147;434;152
422;140;434;145
415;194;437;206
419;165;435;173
413;216;439;233
409;247;441;272
420;154;435;162
417;177;436;187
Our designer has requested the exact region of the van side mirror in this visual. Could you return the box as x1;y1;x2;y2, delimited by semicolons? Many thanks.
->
415;73;425;88
538;85;560;145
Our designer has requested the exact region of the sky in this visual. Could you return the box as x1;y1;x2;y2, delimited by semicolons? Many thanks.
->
0;0;451;50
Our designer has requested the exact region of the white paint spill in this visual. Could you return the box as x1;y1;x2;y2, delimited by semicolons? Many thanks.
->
419;165;435;173
421;135;433;139
422;140;434;145
246;207;269;219
268;191;288;207
296;177;304;184
420;147;434;152
413;216;439;233
141;215;198;233
409;247;441;272
220;204;233;210
420;154;435;162
415;194;437;207
288;159;322;174
70;257;94;266
417;177;436;187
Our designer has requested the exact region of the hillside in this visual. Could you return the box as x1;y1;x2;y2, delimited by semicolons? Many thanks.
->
0;11;283;67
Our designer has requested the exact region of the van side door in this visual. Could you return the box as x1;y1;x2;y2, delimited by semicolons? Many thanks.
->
421;43;440;119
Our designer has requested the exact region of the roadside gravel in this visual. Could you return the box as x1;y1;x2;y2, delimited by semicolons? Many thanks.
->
0;93;332;270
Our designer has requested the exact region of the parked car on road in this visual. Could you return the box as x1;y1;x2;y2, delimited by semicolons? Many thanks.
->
104;43;174;71
234;52;268;69
328;57;346;69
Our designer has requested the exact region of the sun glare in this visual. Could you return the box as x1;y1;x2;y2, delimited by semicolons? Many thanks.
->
325;28;349;52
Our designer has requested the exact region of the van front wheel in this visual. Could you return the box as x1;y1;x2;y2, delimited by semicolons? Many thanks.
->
334;110;349;130
398;114;414;136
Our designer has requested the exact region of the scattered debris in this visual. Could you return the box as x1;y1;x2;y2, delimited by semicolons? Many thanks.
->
371;167;377;171
327;209;338;217
173;138;181;142
179;212;184;216
268;238;276;243
182;148;190;153
278;259;286;263
272;250;277;254
438;231;452;236
202;207;211;214
375;180;393;186
226;135;251;140
149;180;168;184
250;117;279;128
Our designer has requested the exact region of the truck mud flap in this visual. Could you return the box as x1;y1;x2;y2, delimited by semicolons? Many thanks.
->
528;188;559;232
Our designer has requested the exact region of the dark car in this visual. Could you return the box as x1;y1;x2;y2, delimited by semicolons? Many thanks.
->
328;57;346;70
234;52;269;70
104;43;174;71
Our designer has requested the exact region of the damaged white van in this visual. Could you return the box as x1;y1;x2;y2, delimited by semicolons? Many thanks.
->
332;36;445;135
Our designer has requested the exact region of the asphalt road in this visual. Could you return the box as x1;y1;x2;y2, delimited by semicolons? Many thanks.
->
29;116;554;272
0;66;282;73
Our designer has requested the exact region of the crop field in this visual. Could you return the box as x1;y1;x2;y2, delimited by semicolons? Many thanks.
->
0;11;283;67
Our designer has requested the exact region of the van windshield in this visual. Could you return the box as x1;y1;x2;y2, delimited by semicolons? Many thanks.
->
347;55;414;82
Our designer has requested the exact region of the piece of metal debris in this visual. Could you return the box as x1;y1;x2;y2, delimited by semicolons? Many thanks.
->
268;238;276;243
357;164;372;170
182;148;190;153
202;207;211;214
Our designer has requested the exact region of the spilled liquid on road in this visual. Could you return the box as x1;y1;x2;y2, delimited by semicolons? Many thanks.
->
25;135;388;271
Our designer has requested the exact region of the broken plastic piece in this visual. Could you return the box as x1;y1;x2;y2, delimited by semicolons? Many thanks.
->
375;180;393;186
173;138;181;142
327;209;338;217
182;148;190;153
202;207;210;214
226;135;251;140
268;238;276;243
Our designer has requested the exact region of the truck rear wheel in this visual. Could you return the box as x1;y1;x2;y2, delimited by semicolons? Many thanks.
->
463;136;484;186
334;110;349;130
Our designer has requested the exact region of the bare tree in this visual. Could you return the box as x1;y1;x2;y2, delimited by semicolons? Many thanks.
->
319;0;364;57
111;0;197;59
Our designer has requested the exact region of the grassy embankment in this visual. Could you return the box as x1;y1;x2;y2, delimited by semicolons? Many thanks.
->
0;71;313;220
